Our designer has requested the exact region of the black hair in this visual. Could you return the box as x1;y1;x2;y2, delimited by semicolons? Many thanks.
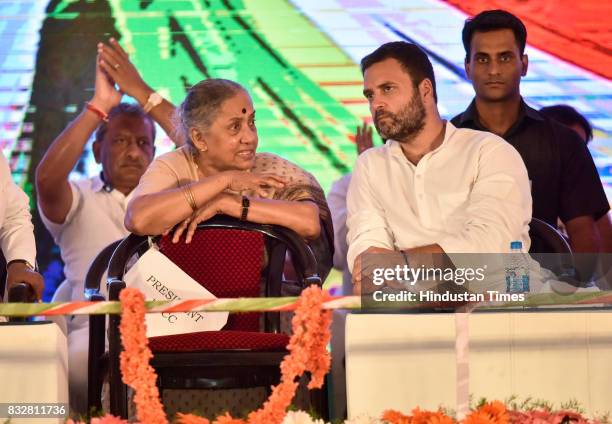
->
462;10;527;60
94;103;156;144
540;104;593;143
360;41;437;103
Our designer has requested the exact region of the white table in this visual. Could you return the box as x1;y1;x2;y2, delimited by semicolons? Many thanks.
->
0;321;68;423
346;311;612;417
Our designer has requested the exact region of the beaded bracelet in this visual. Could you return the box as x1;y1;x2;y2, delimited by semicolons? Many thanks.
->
85;102;109;122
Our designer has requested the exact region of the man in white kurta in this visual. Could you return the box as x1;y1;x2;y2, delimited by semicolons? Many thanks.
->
347;42;531;292
0;151;43;302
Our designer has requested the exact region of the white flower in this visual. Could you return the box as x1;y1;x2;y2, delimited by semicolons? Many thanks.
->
344;414;384;424
282;410;326;424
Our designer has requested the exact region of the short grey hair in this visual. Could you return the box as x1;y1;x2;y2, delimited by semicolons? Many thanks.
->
176;78;246;149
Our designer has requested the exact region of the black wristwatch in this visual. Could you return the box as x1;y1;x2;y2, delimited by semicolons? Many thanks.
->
240;196;250;221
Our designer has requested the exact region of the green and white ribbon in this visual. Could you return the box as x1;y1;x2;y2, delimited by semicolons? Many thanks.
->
0;291;611;317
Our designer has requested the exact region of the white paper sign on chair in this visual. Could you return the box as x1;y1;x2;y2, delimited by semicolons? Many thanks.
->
123;248;229;337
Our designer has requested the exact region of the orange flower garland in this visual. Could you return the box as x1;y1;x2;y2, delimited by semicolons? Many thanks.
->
174;413;210;424
215;412;251;423
103;288;601;424
132;285;331;424
382;407;454;424
382;409;412;424
463;401;509;424
119;288;168;424
248;284;332;423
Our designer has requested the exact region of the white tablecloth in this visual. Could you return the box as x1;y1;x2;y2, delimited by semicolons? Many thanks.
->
346;311;612;417
0;321;68;423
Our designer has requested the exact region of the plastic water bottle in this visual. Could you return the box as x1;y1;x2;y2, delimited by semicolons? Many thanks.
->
505;241;530;293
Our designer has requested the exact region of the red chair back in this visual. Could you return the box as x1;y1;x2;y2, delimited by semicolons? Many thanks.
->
158;229;265;331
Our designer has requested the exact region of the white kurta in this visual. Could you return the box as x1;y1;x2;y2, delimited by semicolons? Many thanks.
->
346;122;532;272
39;174;131;413
0;152;36;266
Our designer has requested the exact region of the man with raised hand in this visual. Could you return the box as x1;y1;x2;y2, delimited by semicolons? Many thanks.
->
36;39;181;413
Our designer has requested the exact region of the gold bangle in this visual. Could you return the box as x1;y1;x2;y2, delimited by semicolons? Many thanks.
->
187;185;197;212
182;184;197;212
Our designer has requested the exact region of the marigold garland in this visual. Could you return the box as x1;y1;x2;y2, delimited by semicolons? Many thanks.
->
382;407;454;424
174;413;210;424
380;401;601;424
381;409;411;424
247;284;332;424
119;288;168;424
463;401;509;424
73;289;603;424
111;285;331;424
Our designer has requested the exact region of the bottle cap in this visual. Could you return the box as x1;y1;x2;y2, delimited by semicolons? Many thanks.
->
510;241;522;250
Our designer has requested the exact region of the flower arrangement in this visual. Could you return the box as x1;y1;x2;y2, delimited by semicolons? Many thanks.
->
378;400;608;424
59;287;607;424
174;284;333;424
118;288;168;424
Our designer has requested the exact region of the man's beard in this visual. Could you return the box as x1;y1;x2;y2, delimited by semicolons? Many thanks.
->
374;94;426;142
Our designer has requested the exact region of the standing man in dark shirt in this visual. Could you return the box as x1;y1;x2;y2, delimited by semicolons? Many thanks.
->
451;9;609;253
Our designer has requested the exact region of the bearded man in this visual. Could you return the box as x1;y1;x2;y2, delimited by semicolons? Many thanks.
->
346;41;533;293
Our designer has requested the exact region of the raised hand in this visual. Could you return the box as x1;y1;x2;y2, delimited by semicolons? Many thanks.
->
97;38;151;103
355;121;374;155
90;54;122;113
225;171;286;197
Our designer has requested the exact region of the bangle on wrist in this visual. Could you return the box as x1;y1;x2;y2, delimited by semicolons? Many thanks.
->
240;195;250;221
85;102;109;122
182;184;198;213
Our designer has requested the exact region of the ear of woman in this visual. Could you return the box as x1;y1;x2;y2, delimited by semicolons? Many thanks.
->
190;127;207;152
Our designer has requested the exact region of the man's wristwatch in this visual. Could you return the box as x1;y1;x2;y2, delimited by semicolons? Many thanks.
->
143;91;163;113
6;259;36;271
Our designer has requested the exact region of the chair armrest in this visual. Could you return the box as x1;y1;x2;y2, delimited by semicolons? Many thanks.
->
85;288;101;301
107;235;148;284
85;240;122;293
303;275;322;286
107;279;126;301
273;229;321;286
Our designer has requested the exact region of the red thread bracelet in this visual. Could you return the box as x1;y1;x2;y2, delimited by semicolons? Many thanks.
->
85;102;109;122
